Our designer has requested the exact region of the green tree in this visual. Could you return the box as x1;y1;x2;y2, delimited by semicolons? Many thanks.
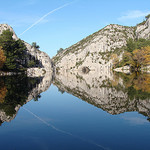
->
57;48;64;54
126;38;150;53
0;30;27;71
121;51;135;67
31;42;40;49
145;14;150;20
126;38;137;53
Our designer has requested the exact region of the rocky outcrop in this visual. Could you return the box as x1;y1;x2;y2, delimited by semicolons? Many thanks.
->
53;17;150;73
0;24;18;40
0;24;53;76
24;42;52;73
136;18;150;39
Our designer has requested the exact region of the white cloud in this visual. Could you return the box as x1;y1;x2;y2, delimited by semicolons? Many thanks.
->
121;116;148;125
118;10;150;21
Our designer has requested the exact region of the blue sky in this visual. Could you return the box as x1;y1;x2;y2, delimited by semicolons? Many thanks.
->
0;0;150;57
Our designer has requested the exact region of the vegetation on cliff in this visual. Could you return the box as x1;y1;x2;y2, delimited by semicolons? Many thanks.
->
0;30;27;71
0;30;42;72
52;14;150;72
112;38;150;71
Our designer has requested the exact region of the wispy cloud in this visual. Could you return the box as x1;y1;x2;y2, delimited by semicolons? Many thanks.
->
0;11;50;28
118;10;150;21
121;116;148;125
23;107;110;150
19;2;72;36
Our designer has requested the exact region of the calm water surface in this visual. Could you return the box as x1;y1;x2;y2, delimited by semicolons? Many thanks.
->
0;72;150;150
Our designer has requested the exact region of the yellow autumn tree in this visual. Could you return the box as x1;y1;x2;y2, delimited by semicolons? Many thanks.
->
111;54;119;68
133;46;150;69
0;46;6;69
142;46;150;65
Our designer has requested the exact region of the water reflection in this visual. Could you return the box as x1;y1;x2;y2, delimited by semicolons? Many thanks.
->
0;73;52;125
0;70;150;125
53;71;150;120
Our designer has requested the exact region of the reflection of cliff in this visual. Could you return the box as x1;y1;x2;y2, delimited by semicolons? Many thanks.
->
0;72;52;125
27;72;53;103
53;71;150;119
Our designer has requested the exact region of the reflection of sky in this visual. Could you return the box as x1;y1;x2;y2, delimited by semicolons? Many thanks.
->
0;85;150;150
121;115;149;125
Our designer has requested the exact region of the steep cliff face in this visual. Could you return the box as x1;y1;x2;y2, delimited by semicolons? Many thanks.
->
136;18;150;39
0;24;52;76
53;17;150;72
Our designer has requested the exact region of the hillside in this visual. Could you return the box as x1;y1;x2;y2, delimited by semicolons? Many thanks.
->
53;15;150;72
0;24;52;76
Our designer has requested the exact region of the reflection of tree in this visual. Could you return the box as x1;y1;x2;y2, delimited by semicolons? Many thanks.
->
34;94;41;101
0;80;7;103
0;75;42;117
58;87;65;94
133;74;150;93
111;72;150;100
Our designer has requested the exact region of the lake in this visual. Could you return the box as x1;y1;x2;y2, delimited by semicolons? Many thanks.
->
0;71;150;150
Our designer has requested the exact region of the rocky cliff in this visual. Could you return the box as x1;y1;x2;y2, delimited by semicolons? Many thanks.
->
53;17;150;72
0;24;52;76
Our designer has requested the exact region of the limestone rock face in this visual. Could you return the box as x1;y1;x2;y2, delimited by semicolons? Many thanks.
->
0;24;52;76
0;24;18;40
24;42;52;73
136;18;150;39
53;18;150;72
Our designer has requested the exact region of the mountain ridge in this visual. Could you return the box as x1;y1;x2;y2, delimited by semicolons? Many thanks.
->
53;16;150;73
